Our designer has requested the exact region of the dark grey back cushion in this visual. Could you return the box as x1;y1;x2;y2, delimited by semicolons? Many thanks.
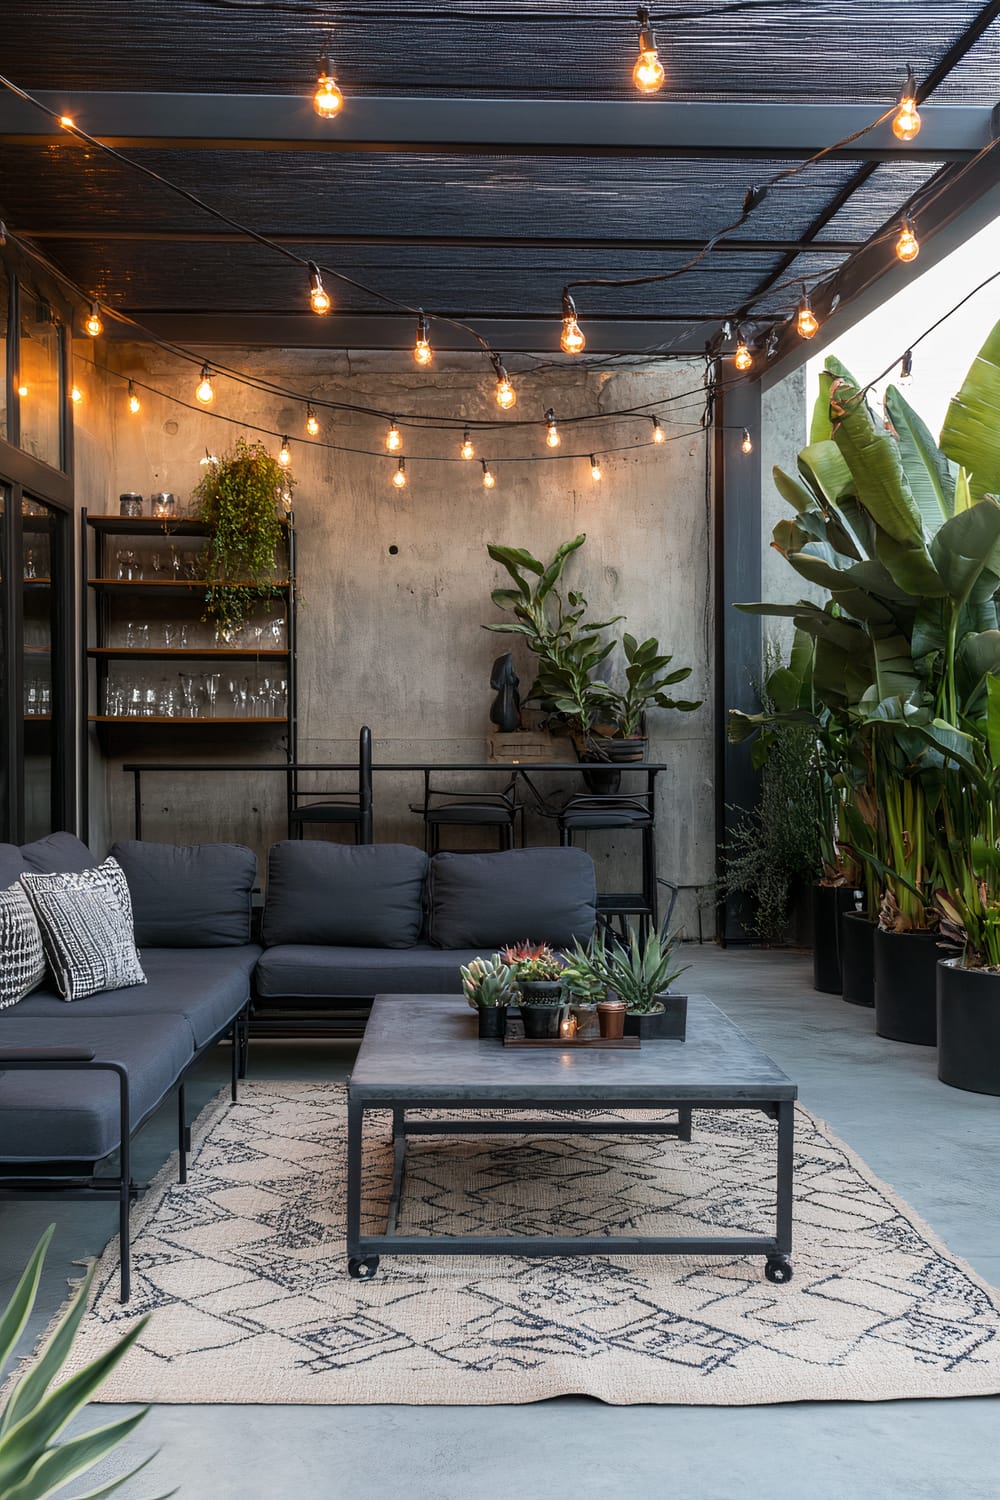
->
110;841;257;947
20;832;97;875
428;848;597;949
263;841;428;948
0;844;27;890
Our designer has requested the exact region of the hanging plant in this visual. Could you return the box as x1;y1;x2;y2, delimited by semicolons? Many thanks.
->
193;436;292;633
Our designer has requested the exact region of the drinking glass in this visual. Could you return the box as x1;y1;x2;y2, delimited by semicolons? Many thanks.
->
203;673;221;718
23;549;36;580
163;623;177;648
150;550;164;577
170;546;182;579
269;616;285;646
179;674;199;718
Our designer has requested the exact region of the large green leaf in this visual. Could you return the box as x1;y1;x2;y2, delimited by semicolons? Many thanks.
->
809;368;837;444
798;441;855;507
831;376;929;545
987;673;1000;770
1;1412;151;1500
486;543;544;579
773;466;818;515
930;498;1000;605
536;533;586;602
957;631;1000;714
940;318;1000;499
885;384;956;530
0;1228;53;1376
874;529;945;597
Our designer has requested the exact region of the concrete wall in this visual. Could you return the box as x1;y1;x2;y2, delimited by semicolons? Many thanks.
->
78;344;718;937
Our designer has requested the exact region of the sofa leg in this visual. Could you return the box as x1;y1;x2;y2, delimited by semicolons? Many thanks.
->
230;1022;239;1102
119;1137;132;1304
238;1009;250;1080
178;1082;188;1185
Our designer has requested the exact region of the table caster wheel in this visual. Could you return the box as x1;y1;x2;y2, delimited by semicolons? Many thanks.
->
764;1256;793;1285
348;1256;380;1280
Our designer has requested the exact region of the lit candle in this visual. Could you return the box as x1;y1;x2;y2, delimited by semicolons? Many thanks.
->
560;1015;577;1039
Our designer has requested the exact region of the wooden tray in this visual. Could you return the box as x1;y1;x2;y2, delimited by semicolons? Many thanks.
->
503;1034;640;1049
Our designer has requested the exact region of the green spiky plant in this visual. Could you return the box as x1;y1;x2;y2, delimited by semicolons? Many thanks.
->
0;1225;171;1500
560;935;609;1002
601;929;690;1015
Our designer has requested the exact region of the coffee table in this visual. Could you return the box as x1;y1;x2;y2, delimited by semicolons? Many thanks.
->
346;994;796;1283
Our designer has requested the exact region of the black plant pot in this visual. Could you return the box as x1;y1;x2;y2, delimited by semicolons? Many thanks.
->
520;1002;566;1039
477;1005;508;1040
812;885;859;994
937;959;1000;1096
873;928;939;1045
841;911;876;1008
623;993;687;1040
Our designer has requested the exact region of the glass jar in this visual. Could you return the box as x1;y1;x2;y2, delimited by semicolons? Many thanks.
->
150;492;176;519
119;493;143;518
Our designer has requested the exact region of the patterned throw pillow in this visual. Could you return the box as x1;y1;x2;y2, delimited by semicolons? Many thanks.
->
0;884;47;1009
19;856;146;1001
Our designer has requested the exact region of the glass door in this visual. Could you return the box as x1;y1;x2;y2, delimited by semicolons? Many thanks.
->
21;496;64;839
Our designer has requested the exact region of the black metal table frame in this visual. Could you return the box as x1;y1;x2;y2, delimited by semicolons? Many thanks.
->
345;1093;794;1284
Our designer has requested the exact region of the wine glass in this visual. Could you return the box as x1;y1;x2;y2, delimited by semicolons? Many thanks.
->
203;672;221;718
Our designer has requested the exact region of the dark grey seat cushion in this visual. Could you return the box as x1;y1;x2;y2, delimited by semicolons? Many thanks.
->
20;832;97;875
560;807;652;829
110;841;257;947
428;848;596;949
16;946;261;1048
263;842;428;949
255;942;487;999
0;1013;193;1162
0;845;27;890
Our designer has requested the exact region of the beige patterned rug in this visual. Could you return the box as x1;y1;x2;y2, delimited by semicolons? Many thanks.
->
48;1081;1000;1405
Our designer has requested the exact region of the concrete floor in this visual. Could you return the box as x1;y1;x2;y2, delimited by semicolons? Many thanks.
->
4;946;1000;1500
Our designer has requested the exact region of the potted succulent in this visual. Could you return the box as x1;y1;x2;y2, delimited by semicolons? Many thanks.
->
602;928;690;1039
500;941;567;1038
560;935;609;1038
460;953;520;1039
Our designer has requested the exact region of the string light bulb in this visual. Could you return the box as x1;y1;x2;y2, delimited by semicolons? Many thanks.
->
651;416;665;444
590;455;602;481
16;382;27;398
545;408;561;448
392;458;407;489
84;301;103;338
59;115;75;129
308;262;331;315
892;65;921;142
305;405;320;436
386;418;402;453
741;428;753;455
482;460;496;489
313;56;343;119
493;361;517;410
632;6;665;94
796;291;819;340
127;381;141;415
413;312;432;366
899;349;914;386
195;365;214;404
70;385;82;404
895;218;919;263
560;291;586;354
199;449;219;467
733;334;753;372
461;430;475;460
278;436;292;467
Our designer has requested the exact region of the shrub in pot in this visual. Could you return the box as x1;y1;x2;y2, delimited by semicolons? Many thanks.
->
460;953;520;1039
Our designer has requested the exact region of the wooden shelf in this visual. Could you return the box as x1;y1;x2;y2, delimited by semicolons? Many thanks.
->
87;578;289;590
86;515;290;536
24;646;51;657
88;647;288;659
89;715;288;725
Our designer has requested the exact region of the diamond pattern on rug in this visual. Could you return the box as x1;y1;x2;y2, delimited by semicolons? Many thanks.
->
47;1081;1000;1406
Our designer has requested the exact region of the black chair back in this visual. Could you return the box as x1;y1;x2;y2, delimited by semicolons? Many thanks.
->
358;726;373;843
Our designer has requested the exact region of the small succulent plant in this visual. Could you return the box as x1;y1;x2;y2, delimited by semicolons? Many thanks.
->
460;954;520;1009
560;935;609;1002
500;941;566;982
603;928;690;1014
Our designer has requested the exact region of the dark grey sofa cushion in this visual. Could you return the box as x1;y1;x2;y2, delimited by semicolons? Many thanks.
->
20;832;97;875
0;1013;193;1162
255;942;485;999
17;945;262;1049
0;845;26;890
428;848;596;949
110;841;257;947
262;842;428;949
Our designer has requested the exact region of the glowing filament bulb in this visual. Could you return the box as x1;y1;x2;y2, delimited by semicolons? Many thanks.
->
278;436;291;467
305;406;320;436
127;381;141;415
71;385;82;404
633;7;665;93
545;408;560;448
899;349;914;387
895;220;919;263
392;458;407;489
651;416;665;444
313;59;343;119
59;115;75;129
590;455;602;481
461;430;475;460
482;460;496;489
386;419;402;453
741;428;753;455
413;312;432;366
195;365;214;404
734;338;753;372
16;382;27;398
84;301;103;338
796;293;819;340
308;262;331;315
560;291;586;354
892;69;921;142
495;368;516;410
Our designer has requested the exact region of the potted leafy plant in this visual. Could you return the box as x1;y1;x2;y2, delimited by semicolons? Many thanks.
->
460;953;520;1039
193;435;292;635
500;941;567;1038
594;632;701;762
601;928;690;1039
560;934;609;1037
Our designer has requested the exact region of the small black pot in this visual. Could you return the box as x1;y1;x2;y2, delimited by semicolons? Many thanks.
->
937;959;1000;1096
517;979;564;1005
873;928;940;1045
520;1002;566;1039
841;911;876;1008
623;993;687;1040
477;1005;508;1040
812;885;860;994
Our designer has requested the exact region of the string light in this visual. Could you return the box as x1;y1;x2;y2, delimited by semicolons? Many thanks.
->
461;430;475;460
84;301;103;338
308;262;331;315
70;385;82;404
733;333;753;372
392;457;407;489
278;436;292;467
590;455;602;481
545;408;561;448
899;349;914;386
59;115;75;129
313;56;343;119
199;449;219;466
195;364;214;403
16;382;27;398
765;329;780;359
493;358;517;410
632;6;665;94
651;416;665;443
560;290;586;354
413;311;432;366
482;459;496;489
305;405;320;436
127;381;141;415
741;428;753;455
892;65;921;142
386;418;402;453
796;290;819;340
895;218;919;263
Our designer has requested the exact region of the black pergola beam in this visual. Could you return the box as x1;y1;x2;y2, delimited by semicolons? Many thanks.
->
0;94;990;160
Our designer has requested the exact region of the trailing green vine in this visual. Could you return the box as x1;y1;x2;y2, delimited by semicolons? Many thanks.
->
193;436;292;634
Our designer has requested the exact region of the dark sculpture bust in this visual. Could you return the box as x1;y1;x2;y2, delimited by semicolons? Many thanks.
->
489;651;522;733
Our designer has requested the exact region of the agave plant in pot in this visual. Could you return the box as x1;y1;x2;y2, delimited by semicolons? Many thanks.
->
602;928;691;1039
460;954;520;1039
501;942;567;1038
560;935;610;1038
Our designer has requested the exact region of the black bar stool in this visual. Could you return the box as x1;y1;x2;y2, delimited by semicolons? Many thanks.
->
557;787;657;937
288;726;373;842
410;770;521;853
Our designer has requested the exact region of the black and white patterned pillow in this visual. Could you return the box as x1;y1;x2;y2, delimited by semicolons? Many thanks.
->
0;884;47;1009
19;856;146;1001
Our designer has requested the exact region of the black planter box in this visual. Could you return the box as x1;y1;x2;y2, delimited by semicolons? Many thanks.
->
841;911;876;1008
623;994;687;1040
874;928;939;1046
937;959;1000;1096
812;885;860;995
